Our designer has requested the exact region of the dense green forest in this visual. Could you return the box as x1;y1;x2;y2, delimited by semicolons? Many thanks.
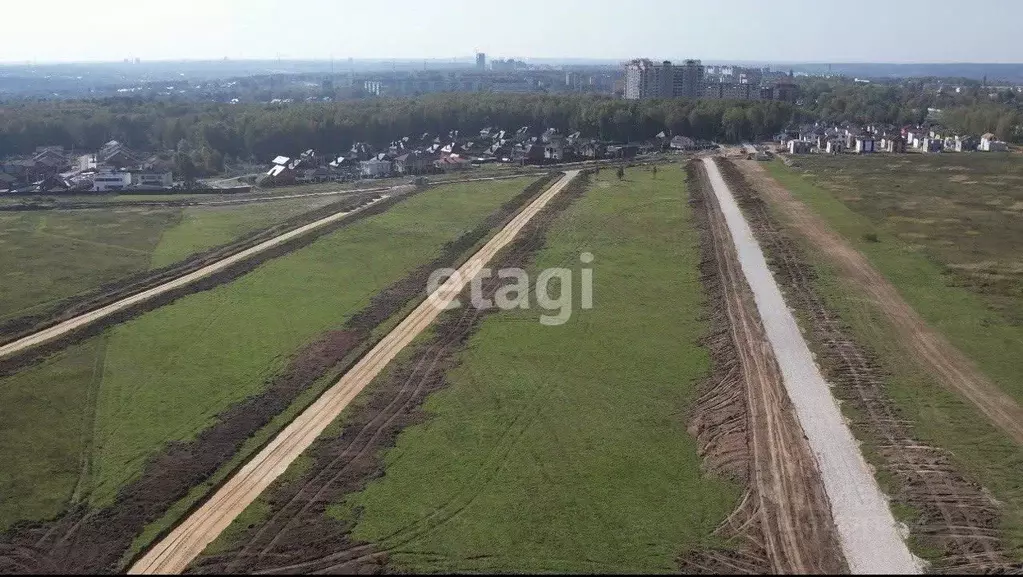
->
0;94;800;170
2;80;1021;176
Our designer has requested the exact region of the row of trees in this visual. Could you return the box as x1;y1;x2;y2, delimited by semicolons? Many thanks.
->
3;86;1021;170
0;94;804;167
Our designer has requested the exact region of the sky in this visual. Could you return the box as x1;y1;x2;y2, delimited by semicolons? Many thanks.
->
5;0;1023;64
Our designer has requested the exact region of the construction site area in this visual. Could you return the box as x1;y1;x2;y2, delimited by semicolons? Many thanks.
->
0;152;1022;575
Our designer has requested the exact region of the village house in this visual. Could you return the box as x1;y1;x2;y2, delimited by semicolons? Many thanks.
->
854;136;876;154
825;140;844;154
132;172;174;189
788;140;812;154
979;133;1009;152
360;157;393;178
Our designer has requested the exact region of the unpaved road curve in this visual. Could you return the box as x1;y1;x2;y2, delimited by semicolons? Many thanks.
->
736;159;1023;447
128;171;580;575
0;195;391;361
704;158;920;574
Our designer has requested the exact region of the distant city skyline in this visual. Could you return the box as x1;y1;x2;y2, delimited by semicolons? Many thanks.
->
7;0;1023;64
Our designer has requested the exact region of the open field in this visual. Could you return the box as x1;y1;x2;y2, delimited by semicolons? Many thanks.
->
0;195;355;325
741;157;1023;567
191;167;746;574
0;176;540;572
776;153;1023;325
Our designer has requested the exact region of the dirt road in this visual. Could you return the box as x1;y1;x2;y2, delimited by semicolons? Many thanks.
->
0;196;391;361
736;160;1023;447
127;171;580;575
693;161;843;574
704;158;920;574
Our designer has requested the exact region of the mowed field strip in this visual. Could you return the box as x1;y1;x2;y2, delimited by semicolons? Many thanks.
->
129;171;580;574
0;195;392;360
704;158;919;574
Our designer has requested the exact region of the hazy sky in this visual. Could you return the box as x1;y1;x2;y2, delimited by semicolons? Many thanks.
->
6;0;1023;64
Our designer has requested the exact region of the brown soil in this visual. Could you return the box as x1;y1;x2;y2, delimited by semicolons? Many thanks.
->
184;173;590;575
0;174;560;575
720;158;1018;573
680;161;845;574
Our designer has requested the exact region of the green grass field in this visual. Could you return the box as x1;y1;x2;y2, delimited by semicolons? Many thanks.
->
0;196;351;324
0;177;535;532
216;167;740;572
767;158;1023;559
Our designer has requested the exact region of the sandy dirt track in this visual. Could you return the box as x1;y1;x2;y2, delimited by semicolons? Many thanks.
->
737;160;1023;447
128;171;580;575
704;158;920;574
0;196;391;361
696;162;843;573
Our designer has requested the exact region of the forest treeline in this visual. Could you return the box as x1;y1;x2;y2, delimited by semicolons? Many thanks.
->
1;80;1021;174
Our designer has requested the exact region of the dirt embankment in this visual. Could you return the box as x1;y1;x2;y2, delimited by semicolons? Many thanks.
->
680;161;844;574
718;158;1016;573
184;173;590;575
0;174;560;575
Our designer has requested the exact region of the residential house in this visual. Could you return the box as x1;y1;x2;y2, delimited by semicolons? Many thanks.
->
92;171;132;192
577;140;606;159
854;137;876;154
264;156;297;185
132;172;173;189
825;140;844;154
360;157;393;178
434;156;471;172
921;137;943;153
954;136;978;152
788;140;812;154
882;136;907;153
670;136;697;151
979;133;1009;152
394;151;438;175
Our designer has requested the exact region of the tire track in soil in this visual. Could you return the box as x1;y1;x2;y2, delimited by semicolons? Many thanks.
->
186;173;591;575
128;171;578;575
679;161;845;575
721;158;1019;573
0;174;560;575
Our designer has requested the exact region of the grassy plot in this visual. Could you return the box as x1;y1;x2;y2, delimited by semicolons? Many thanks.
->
0;196;361;326
767;159;1023;404
333;167;739;573
0;177;535;532
765;159;1023;558
0;209;179;323
148;196;346;268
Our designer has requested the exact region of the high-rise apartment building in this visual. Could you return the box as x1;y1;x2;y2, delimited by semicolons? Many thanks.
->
624;59;704;100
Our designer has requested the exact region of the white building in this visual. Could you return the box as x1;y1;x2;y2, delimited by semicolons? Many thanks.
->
360;158;393;178
854;137;876;154
133;172;173;188
92;172;132;192
979;133;1009;152
788;140;812;154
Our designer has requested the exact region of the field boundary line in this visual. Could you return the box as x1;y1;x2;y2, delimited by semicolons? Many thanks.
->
127;171;580;575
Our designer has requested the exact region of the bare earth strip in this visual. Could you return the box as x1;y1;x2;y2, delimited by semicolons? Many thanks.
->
704;158;920;574
0;196;391;360
128;171;580;575
693;161;843;573
735;159;1023;447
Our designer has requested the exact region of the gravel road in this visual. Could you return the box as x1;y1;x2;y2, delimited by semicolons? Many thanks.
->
703;157;921;574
